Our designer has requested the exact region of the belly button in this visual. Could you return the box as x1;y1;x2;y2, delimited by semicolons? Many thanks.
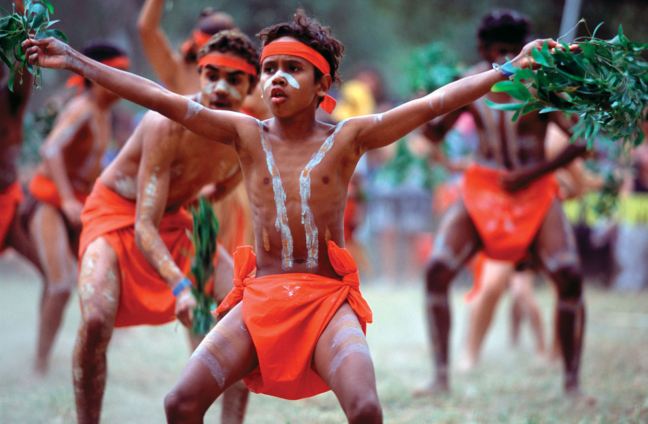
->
322;176;330;184
263;177;270;185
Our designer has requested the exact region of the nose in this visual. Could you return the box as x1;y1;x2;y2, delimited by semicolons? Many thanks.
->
214;79;229;97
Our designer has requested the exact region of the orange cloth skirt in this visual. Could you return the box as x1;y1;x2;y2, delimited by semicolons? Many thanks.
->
216;240;373;400
462;165;558;262
79;181;214;327
0;182;23;251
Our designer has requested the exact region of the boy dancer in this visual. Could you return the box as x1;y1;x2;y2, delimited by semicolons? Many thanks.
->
70;31;257;424
24;10;550;422
25;42;128;374
419;10;588;396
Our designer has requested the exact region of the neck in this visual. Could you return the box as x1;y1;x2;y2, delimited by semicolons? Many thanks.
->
271;106;318;141
87;90;114;111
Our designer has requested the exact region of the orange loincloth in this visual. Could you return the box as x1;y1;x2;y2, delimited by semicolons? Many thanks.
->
0;182;23;251
216;240;373;400
29;173;88;208
79;181;215;327
462;164;558;262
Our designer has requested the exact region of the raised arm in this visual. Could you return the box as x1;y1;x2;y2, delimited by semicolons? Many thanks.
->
133;133;195;327
23;37;246;145
353;39;553;152
137;0;183;90
40;98;91;224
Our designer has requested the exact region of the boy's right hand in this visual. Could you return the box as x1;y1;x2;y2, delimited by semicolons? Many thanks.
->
23;37;75;71
175;288;197;328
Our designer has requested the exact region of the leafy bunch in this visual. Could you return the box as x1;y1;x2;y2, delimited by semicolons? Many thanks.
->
487;24;647;148
190;197;220;336
408;42;463;94
0;0;67;90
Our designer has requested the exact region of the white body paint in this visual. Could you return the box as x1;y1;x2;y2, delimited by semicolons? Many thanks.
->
299;122;346;269
184;99;204;120
263;70;301;92
258;121;294;270
258;120;346;270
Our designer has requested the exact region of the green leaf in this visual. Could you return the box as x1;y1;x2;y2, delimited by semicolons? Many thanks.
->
484;98;525;111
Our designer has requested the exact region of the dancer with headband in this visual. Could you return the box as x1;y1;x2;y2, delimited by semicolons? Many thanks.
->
24;10;552;422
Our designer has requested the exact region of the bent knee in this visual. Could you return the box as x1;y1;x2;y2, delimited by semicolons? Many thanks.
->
553;265;583;300
425;258;456;294
164;387;205;421
347;395;382;424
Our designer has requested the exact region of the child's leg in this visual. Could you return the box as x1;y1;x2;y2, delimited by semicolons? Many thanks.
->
165;304;257;422
314;303;382;424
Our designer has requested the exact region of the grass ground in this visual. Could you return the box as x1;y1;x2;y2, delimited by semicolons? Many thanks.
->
1;254;647;423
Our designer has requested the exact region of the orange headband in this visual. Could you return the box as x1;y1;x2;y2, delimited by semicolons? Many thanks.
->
198;53;257;77
66;56;130;89
181;29;213;56
260;40;336;113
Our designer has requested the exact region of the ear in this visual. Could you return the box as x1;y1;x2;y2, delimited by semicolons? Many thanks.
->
316;73;333;98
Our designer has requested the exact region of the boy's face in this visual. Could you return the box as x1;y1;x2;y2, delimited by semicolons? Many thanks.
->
198;62;251;111
480;41;523;64
260;36;331;118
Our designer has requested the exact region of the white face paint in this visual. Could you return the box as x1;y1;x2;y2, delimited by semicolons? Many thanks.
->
299;121;346;269
257;121;294;270
263;70;301;92
203;80;243;101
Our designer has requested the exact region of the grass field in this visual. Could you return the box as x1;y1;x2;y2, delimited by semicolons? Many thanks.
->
1;254;647;423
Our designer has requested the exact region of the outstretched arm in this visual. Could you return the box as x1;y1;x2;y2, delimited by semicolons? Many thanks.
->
133;132;195;327
23;37;249;145
353;39;554;152
137;0;183;91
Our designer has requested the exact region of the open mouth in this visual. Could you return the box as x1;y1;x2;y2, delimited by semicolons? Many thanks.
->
270;88;288;105
210;98;232;109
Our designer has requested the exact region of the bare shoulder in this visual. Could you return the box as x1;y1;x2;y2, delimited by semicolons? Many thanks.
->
56;95;92;123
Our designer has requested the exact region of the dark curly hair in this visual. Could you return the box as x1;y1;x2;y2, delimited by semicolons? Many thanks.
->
477;9;530;47
198;30;260;90
257;9;344;83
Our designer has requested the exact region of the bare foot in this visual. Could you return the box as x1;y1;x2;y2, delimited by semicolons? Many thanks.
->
565;386;597;407
456;355;477;374
412;380;449;398
34;358;48;376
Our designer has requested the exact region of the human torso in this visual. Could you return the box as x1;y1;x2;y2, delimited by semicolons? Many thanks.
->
100;110;240;210
36;95;112;194
238;118;361;279
468;62;550;170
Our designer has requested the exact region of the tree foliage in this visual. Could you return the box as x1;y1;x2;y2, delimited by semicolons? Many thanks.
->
0;0;66;90
486;24;647;148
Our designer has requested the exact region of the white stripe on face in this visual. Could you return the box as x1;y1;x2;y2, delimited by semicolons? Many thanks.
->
263;70;301;92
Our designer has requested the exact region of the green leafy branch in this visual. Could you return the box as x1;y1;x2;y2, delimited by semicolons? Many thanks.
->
0;0;67;91
408;42;463;94
190;197;219;336
486;23;647;148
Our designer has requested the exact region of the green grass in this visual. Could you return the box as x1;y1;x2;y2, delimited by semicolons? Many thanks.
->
1;254;647;423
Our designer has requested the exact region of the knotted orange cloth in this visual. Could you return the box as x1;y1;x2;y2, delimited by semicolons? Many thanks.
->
216;241;373;400
0;182;23;251
462;164;558;262
28;173;88;208
79;181;215;327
